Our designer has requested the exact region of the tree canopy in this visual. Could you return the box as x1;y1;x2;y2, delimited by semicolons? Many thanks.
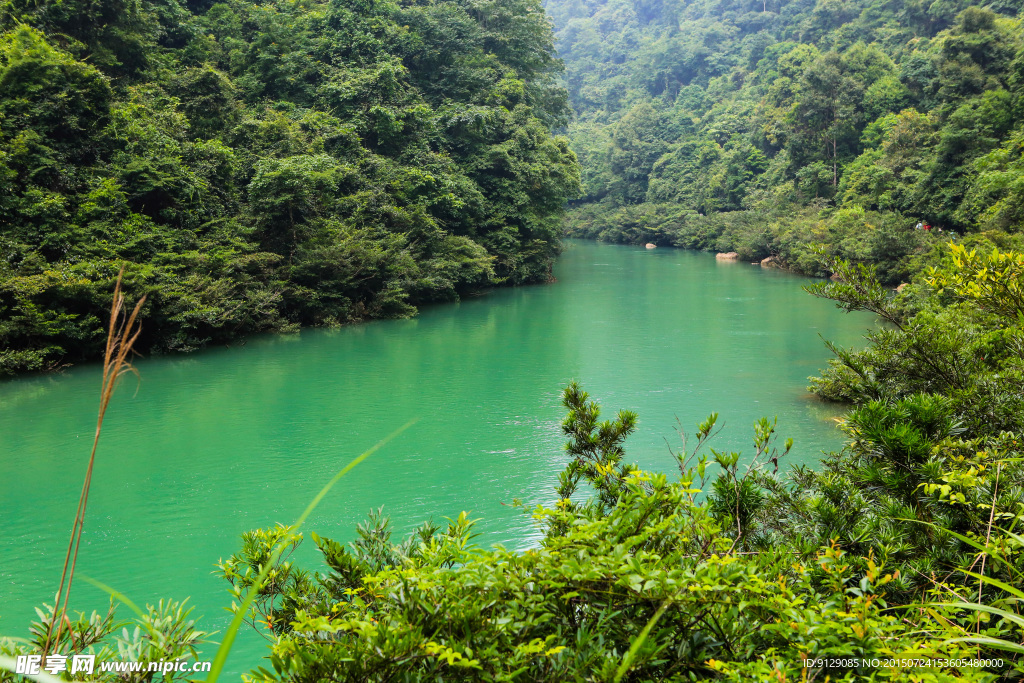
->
551;0;1024;280
0;0;580;374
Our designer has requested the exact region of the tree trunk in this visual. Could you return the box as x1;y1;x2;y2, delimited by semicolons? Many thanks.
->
833;138;837;186
289;204;296;268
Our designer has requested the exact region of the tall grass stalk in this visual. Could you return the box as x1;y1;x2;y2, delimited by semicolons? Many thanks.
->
0;657;64;683
204;418;418;683
42;271;145;658
1;267;416;681
907;514;1024;657
612;597;672;683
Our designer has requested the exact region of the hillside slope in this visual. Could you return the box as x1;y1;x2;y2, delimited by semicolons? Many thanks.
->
0;0;579;373
547;0;1024;279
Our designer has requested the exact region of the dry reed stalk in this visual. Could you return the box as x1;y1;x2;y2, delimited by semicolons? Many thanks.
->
976;462;1002;649
41;270;146;659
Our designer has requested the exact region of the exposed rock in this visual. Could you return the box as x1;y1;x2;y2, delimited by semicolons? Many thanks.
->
645;243;657;249
830;272;842;281
716;252;739;260
896;282;909;293
760;255;777;267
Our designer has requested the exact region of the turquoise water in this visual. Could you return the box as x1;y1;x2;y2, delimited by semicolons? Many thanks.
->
0;241;872;672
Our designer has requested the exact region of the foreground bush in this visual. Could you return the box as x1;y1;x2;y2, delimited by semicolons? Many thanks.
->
215;383;1018;681
215;245;1024;681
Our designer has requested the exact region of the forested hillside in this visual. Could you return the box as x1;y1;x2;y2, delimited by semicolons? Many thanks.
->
0;0;579;374
549;0;1024;280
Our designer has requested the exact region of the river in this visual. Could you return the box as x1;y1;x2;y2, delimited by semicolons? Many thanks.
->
0;240;872;672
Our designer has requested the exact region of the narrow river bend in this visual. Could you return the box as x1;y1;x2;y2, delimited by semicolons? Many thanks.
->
0;240;872;670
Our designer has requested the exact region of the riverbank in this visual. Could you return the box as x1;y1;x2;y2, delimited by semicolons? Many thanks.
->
0;0;579;377
211;240;1024;680
5;241;1022;680
0;241;872;672
563;202;1024;286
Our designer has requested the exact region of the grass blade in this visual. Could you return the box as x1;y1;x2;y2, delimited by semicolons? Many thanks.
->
940;602;1024;629
959;571;1024;600
942;636;1024;656
901;519;1018;574
204;419;417;683
613;598;670;683
0;656;66;683
80;576;147;620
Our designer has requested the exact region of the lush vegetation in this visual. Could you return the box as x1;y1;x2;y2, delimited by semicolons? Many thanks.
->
0;0;580;375
8;243;1019;681
4;0;1024;677
209;243;1024;680
549;0;1024;281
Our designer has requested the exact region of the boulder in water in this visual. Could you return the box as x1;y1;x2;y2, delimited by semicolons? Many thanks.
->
716;252;739;260
645;243;657;249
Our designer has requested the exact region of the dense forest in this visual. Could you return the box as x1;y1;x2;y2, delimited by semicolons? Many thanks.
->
0;0;579;374
551;0;1024;280
10;0;1024;373
3;0;1024;679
